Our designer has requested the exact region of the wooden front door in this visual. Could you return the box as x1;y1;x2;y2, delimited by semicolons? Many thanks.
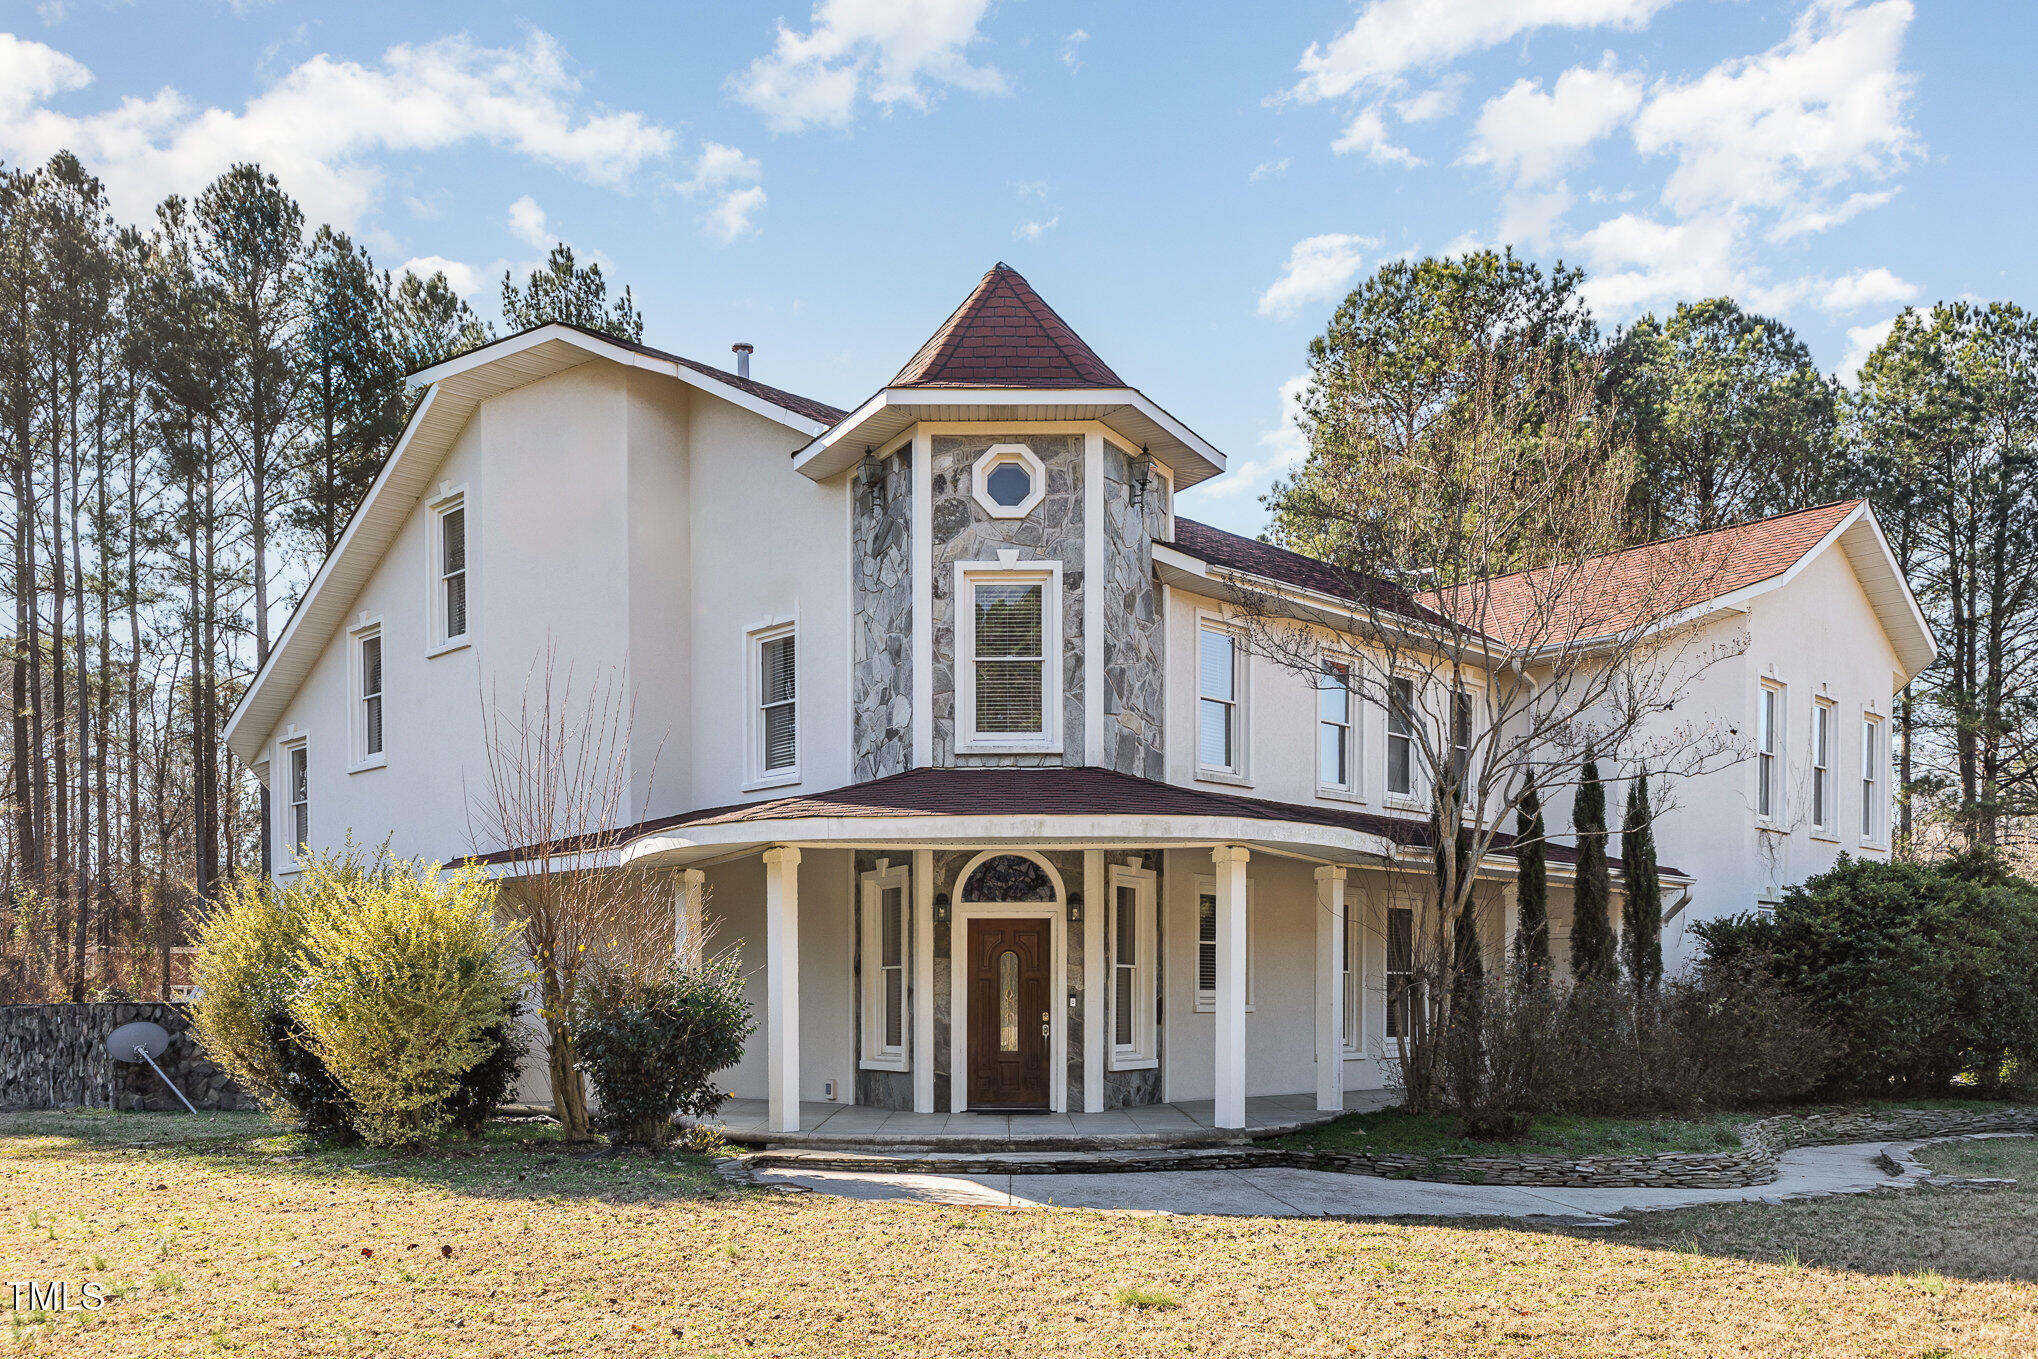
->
966;918;1052;1109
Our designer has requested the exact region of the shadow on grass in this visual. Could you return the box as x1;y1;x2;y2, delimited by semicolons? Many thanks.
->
0;1107;737;1207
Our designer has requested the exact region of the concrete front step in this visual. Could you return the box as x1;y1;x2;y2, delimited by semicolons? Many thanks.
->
726;1120;1324;1155
748;1145;1285;1175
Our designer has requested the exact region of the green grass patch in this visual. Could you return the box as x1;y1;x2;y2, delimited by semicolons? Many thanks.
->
1281;1108;1746;1158
1115;1286;1180;1310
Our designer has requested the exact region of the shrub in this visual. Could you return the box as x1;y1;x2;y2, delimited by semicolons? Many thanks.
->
575;955;754;1147
292;859;524;1148
1694;851;2038;1096
189;871;310;1108
445;998;531;1138
259;1007;358;1142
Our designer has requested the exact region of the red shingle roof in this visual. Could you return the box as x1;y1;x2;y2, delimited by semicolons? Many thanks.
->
1162;519;1440;624
892;263;1125;389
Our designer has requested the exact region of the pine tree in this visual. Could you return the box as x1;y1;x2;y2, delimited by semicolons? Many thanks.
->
500;244;644;342
1569;750;1618;983
1620;771;1664;989
1512;770;1551;990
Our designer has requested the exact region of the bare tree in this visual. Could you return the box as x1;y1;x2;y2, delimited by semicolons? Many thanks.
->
1236;334;1747;1109
468;648;670;1141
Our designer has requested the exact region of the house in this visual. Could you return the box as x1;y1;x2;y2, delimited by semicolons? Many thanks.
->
222;263;1934;1133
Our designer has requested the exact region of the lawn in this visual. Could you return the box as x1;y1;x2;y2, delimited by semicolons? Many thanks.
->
4;1109;2036;1357
1281;1106;1748;1158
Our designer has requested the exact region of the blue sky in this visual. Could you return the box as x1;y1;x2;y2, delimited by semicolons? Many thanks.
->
4;1;2028;536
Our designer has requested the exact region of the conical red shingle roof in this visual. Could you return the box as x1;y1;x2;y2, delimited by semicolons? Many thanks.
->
892;263;1124;389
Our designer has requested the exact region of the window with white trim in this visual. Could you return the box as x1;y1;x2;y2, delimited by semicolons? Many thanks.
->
1198;624;1243;775
1318;659;1355;794
957;559;1061;751
1341;893;1360;1054
970;444;1046;519
749;622;798;784
1757;682;1784;821
859;861;909;1070
430;494;469;650
281;740;309;860
1386;675;1417;798
1861;715;1883;842
1811;698;1834;833
1449;688;1472;787
1756;887;1782;920
352;625;384;766
1194;877;1254;1011
1108;864;1158;1067
1385;904;1416;1040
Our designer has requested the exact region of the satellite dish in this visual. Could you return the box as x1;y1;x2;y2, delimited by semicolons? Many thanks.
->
105;1021;197;1115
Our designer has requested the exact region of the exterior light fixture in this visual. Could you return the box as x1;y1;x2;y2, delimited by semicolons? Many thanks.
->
859;448;885;507
1129;447;1155;508
1066;892;1084;924
933;892;951;925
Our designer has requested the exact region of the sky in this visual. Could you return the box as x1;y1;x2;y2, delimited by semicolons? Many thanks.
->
3;0;2030;537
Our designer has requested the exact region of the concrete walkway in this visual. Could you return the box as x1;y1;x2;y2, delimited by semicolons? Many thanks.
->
751;1138;1960;1223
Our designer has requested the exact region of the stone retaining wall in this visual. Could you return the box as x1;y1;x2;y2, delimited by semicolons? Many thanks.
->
0;1002;250;1112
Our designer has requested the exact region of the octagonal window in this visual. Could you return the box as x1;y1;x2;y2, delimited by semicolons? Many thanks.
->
970;444;1048;519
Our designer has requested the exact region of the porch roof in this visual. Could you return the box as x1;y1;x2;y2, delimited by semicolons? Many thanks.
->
608;766;1682;879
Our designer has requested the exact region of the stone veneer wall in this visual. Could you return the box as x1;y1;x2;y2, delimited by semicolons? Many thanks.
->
929;434;1085;766
0;1002;249;1111
1099;443;1167;780
851;447;914;781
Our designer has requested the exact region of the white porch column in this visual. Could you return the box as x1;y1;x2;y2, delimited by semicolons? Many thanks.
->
911;849;936;1113
674;868;706;965
763;846;802;1134
1082;849;1106;1112
1211;844;1249;1129
1314;865;1347;1113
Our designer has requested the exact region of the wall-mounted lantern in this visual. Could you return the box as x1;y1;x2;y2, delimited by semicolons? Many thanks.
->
859;448;885;508
1129;447;1156;508
932;892;951;925
1066;892;1084;925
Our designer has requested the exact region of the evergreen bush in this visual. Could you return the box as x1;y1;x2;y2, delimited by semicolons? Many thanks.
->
575;955;755;1147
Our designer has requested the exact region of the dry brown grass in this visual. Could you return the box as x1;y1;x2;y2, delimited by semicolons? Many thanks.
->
4;1111;2035;1357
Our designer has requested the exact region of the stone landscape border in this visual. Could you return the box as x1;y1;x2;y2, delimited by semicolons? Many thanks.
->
745;1104;2038;1189
0;1002;249;1112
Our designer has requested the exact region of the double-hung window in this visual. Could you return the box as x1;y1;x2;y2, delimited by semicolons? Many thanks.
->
1385;904;1416;1040
352;624;384;768
1318;659;1354;794
859;861;909;1070
1811;698;1834;833
1341;893;1360;1053
749;623;798;784
1194;878;1254;1011
1757;682;1783;821
1198;624;1244;776
430;492;469;651
282;740;309;859
1449;689;1472;787
957;559;1061;751
1861;715;1883;842
1108;864;1157;1066
1386;675;1417;799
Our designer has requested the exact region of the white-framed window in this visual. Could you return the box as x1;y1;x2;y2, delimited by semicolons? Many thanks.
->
1756;681;1784;822
1861;714;1884;843
1107;863;1158;1068
747;621;798;787
1756;886;1782;921
1193;876;1254;1012
969;443;1047;519
428;490;469;652
1385;904;1416;1040
956;556;1062;752
1341;893;1361;1054
1449;688;1473;787
1197;622;1245;778
1386;675;1417;799
350;622;384;769
1318;658;1355;795
1811;698;1834;834
280;738;309;862
859;860;909;1071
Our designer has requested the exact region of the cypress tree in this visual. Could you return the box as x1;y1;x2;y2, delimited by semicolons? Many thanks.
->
1512;771;1551;990
1621;772;1664;989
1569;751;1619;983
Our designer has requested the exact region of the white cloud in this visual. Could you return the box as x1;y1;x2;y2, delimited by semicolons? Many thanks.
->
1331;106;1422;167
1633;0;1917;226
1197;374;1313;500
701;185;768;243
1394;76;1466;123
506;194;550;248
1573;210;1743;317
731;0;1006;133
1838;315;1898;385
677;141;762;195
1258;233;1379;319
396;254;485;298
1819;266;1917;312
1290;0;1676;105
1770;187;1894;240
1249;157;1290;183
1463;56;1642;185
1061;28;1089;73
1496;183;1576;249
0;30;675;228
1014;215;1059;240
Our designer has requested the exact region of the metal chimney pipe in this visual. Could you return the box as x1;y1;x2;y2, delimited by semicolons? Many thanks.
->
732;342;753;379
